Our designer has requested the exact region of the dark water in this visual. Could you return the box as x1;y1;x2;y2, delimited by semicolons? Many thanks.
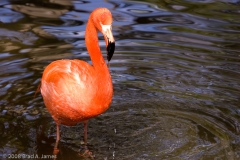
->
0;0;240;159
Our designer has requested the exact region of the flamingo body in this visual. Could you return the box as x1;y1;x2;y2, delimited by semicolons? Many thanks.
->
41;59;112;126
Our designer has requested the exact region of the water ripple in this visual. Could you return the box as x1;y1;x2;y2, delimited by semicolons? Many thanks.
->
0;0;239;159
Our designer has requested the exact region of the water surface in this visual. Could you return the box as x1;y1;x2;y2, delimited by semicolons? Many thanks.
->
0;0;240;159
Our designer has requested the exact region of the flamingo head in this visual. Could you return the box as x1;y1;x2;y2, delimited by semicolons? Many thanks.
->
93;8;115;62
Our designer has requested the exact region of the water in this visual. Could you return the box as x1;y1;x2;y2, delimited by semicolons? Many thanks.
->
0;0;240;159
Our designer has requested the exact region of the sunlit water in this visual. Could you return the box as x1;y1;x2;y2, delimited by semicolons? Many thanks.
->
0;0;240;159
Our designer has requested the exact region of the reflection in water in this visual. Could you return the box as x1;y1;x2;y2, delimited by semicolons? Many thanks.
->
0;0;240;159
12;5;68;18
0;8;23;23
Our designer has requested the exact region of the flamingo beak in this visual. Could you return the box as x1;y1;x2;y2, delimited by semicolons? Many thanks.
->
101;24;115;62
107;38;115;62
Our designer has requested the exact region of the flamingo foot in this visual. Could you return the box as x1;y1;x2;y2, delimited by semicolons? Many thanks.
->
53;147;59;155
78;146;94;159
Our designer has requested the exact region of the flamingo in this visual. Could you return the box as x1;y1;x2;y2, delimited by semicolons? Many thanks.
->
40;8;115;155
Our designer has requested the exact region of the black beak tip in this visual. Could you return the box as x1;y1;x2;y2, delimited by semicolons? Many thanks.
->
107;41;115;62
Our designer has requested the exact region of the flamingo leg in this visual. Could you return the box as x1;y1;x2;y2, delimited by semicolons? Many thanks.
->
53;123;60;155
79;121;94;159
84;120;88;145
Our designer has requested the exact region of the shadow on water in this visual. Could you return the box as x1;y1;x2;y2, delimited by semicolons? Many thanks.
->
0;0;240;159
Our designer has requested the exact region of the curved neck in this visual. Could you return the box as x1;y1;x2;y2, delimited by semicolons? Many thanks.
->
85;18;107;70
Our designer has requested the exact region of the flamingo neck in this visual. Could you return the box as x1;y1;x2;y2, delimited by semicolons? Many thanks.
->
85;19;107;70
